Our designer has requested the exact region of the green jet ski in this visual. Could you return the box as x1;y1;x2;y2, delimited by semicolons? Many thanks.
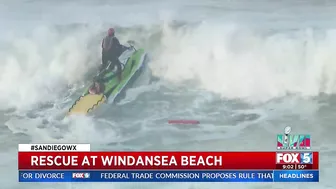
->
68;41;147;115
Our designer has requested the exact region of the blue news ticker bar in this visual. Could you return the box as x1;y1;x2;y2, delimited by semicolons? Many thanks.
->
18;170;319;182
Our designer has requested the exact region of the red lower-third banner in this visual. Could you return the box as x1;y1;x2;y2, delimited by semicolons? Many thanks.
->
18;151;319;170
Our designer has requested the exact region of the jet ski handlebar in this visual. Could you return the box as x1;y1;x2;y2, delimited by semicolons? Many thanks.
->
127;40;137;51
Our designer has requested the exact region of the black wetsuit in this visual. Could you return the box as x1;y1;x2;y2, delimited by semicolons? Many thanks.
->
101;36;123;79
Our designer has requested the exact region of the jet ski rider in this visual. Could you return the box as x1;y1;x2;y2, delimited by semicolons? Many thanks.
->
90;28;130;95
100;28;123;81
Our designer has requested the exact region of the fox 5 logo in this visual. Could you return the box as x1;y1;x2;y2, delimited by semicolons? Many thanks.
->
276;152;312;164
72;173;90;179
300;153;313;164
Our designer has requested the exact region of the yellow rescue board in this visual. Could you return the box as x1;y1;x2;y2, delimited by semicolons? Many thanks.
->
68;94;106;115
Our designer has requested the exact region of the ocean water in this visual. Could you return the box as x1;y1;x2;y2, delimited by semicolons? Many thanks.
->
1;0;336;188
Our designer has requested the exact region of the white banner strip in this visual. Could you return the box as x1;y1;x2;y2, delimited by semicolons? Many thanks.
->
18;144;91;152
